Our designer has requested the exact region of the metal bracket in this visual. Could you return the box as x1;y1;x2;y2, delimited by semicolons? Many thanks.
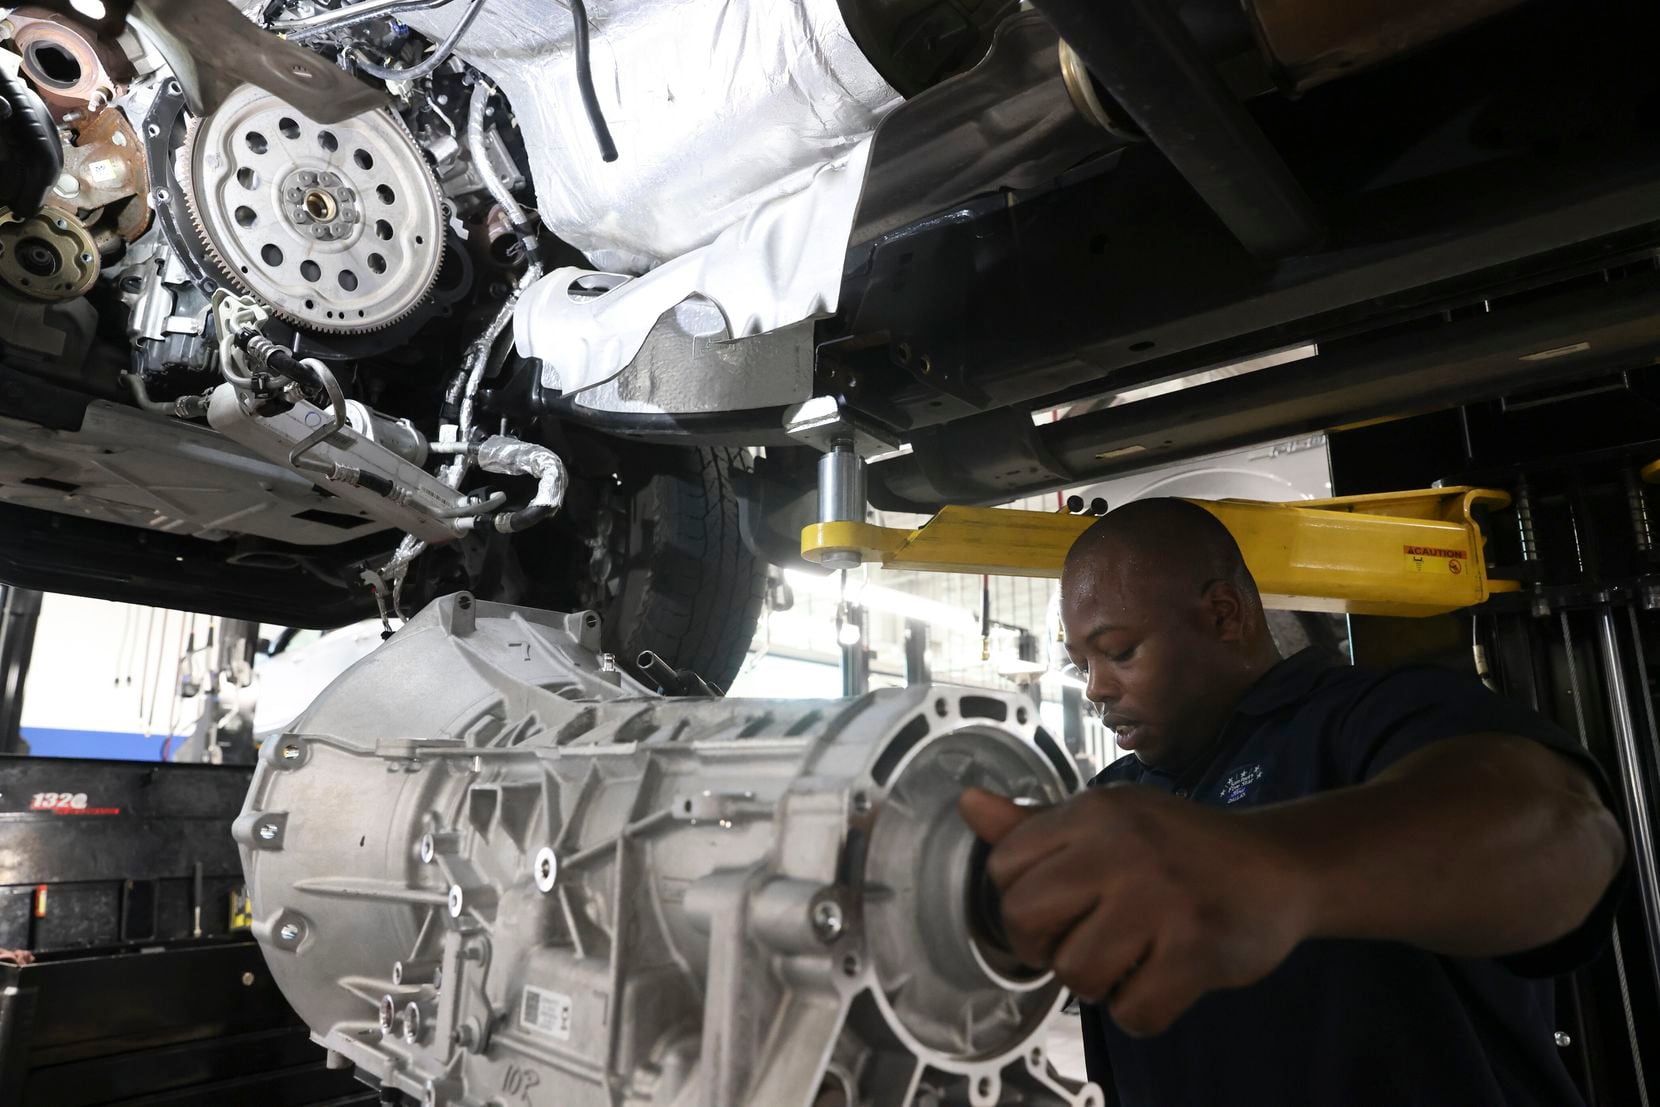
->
802;486;1522;617
129;0;388;124
781;397;898;458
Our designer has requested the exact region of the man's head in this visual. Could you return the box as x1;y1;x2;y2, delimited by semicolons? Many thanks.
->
1060;498;1280;771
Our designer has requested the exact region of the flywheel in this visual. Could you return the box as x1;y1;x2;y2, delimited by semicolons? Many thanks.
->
178;84;444;334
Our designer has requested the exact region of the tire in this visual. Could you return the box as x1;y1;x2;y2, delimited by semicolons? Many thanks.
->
602;447;765;691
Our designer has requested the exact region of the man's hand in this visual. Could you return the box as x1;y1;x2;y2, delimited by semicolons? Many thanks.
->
959;735;1625;1038
959;785;1312;1038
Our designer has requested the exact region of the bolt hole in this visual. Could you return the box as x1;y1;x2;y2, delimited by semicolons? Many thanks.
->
236;166;258;189
368;252;386;274
353;148;374;171
374;219;393;240
235;205;257;227
300;259;321;282
260;243;283;267
1017;706;1029;725
840;954;859;977
339;269;358;291
934;697;948;717
683;799;693;813
977;1076;994;1098
376;184;395;204
278;116;300;140
305;299;315;309
244;131;268;155
318;130;338;153
852;791;870;813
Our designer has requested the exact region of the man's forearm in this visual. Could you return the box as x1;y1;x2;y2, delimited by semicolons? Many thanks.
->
1245;734;1625;958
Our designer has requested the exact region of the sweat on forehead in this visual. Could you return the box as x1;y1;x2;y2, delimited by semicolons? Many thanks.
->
1062;498;1249;595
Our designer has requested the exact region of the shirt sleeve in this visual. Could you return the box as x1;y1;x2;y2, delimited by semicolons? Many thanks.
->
1336;664;1592;783
1334;664;1628;977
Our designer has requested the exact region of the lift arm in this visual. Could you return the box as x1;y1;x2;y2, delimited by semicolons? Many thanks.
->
802;487;1520;617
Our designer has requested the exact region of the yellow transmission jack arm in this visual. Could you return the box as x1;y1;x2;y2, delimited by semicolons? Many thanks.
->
802;487;1520;618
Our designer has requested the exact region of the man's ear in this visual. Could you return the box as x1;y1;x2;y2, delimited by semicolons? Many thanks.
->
1201;579;1247;641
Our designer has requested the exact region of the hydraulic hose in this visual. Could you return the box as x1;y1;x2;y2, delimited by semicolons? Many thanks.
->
475;435;568;532
568;0;618;162
467;81;541;266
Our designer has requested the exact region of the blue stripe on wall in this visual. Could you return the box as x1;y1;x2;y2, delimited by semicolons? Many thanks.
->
19;727;173;761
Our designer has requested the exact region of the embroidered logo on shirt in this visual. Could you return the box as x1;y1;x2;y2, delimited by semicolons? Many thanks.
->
1218;763;1265;805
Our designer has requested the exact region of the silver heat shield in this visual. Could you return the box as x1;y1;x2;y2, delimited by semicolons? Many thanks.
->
401;0;900;275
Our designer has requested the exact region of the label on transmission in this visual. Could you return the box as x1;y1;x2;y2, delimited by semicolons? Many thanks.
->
521;986;574;1041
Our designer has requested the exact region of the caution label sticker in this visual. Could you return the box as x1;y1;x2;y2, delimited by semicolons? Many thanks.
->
521;986;573;1041
1403;544;1469;575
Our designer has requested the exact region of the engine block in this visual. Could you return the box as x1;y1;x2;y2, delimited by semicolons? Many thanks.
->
238;594;1103;1107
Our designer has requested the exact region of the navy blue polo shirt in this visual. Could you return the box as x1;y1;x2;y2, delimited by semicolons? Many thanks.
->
1082;647;1621;1107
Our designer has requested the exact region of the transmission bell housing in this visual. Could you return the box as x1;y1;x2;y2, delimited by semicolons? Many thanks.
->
236;593;1102;1107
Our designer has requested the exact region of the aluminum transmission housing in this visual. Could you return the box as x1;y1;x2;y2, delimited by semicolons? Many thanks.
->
237;594;1104;1107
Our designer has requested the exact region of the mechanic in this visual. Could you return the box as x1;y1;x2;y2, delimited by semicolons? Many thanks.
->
959;497;1628;1106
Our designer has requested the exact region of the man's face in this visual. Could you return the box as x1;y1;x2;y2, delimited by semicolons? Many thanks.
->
1060;551;1233;771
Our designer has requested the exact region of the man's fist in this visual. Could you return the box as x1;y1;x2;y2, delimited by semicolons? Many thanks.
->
957;785;1313;1038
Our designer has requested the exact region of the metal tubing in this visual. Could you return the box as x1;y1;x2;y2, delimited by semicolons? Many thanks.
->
636;651;684;695
840;604;869;698
287;359;349;474
817;442;866;524
817;441;867;571
1594;607;1660;1007
269;0;457;38
1030;0;1319;257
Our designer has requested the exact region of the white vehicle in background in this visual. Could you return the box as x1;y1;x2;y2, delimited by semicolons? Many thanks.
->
250;618;387;745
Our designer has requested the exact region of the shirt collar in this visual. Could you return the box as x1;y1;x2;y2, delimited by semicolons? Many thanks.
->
1094;648;1339;789
1233;647;1339;717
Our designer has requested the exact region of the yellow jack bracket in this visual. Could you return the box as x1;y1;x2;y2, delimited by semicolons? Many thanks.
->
802;487;1521;617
